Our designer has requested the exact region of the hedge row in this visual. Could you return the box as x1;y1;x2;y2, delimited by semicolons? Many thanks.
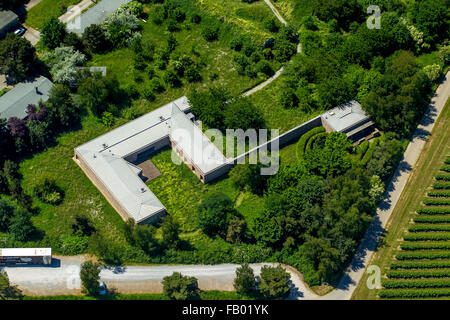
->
356;140;369;160
445;158;450;165
408;224;450;232
427;191;450;197
296;127;325;159
403;233;450;241
441;165;450;172
396;251;450;260
414;216;450;223
436;174;450;181
379;288;450;298
382;278;450;289
390;261;450;269
416;208;450;215
305;132;328;152
387;269;450;279
423;199;450;206
360;138;379;166
433;182;450;189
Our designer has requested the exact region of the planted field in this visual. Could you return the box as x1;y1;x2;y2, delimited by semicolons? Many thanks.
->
379;155;450;298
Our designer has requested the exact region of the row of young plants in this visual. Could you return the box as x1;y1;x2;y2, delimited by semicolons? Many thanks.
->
408;224;450;232
379;288;450;298
414;215;450;223
396;251;450;260
432;182;450;189
382;278;450;289
427;191;450;197
403;233;450;241
423;199;450;206
400;242;450;251
386;269;450;279
416;208;450;215
390;261;450;270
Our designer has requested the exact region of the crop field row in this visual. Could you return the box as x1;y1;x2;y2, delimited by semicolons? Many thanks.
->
380;156;450;298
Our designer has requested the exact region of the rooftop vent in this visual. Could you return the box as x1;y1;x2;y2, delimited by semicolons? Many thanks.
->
140;188;146;193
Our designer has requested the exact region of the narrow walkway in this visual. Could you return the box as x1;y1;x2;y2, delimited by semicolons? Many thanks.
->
59;0;93;24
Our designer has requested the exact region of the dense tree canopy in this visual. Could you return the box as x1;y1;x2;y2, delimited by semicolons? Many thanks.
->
0;34;36;83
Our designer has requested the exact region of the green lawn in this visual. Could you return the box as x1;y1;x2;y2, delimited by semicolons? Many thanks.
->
247;74;323;133
352;97;450;300
25;0;81;30
23;290;254;300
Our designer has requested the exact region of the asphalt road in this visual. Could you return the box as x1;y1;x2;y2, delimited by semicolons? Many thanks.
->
3;256;318;299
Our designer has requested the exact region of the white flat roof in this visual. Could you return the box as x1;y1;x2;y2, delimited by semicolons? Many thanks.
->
0;248;52;257
75;96;228;223
321;100;370;132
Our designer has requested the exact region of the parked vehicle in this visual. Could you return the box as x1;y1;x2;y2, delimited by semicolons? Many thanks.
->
99;282;107;296
14;27;26;36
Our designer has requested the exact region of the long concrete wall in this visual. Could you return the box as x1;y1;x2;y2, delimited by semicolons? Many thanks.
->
234;116;322;164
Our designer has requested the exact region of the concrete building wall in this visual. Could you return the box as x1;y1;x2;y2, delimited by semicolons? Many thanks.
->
234;116;322;164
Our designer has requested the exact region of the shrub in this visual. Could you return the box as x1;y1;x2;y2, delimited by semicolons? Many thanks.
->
256;60;274;77
163;69;182;88
101;111;114;127
356;140;369;159
185;65;201;82
264;17;280;33
33;178;63;205
41;17;67;49
162;272;200;300
202;25;219;42
80;261;101;296
190;14;201;24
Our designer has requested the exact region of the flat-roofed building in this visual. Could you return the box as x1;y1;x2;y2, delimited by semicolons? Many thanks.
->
321;100;378;142
74;97;230;224
0;248;52;265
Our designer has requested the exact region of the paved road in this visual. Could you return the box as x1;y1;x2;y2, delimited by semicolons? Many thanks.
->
3;256;318;299
319;71;450;300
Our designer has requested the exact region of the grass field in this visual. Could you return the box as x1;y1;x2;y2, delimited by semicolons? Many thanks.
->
352;97;450;299
25;0;81;30
23;290;254;300
271;0;316;28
